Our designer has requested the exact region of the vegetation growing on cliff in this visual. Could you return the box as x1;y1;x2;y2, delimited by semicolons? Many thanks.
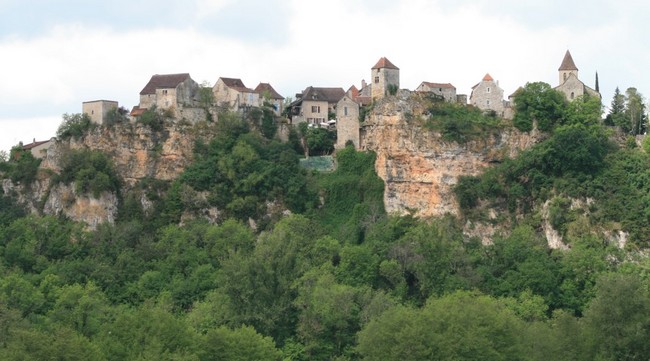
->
3;90;650;360
422;98;503;143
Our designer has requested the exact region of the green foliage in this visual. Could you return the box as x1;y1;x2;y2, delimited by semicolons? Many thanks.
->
305;127;335;156
512;82;567;132
455;124;611;215
386;83;399;96
138;106;165;131
4;146;41;185
104;107;129;126
357;291;524;360
57;113;95;140
425;102;502;143
180;114;315;222
315;146;385;240
57;149;120;197
201;326;282;361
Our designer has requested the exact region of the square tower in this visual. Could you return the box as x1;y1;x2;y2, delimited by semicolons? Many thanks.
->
371;57;399;99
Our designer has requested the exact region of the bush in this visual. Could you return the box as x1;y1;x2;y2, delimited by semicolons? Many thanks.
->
56;113;94;140
138;107;165;131
57;149;120;198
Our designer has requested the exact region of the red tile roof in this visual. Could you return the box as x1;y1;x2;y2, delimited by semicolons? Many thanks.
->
482;73;494;81
22;139;51;150
130;106;146;117
558;50;578;71
254;82;284;99
140;73;191;95
372;57;399;70
347;85;359;99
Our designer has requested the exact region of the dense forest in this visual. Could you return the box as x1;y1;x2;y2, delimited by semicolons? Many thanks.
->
1;83;650;360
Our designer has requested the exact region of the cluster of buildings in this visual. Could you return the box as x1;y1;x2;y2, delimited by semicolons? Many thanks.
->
20;51;599;159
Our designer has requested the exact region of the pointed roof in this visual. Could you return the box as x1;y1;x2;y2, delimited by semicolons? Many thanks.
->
372;57;399;70
140;73;191;95
347;85;359;99
22;139;51;150
482;73;494;81
254;83;284;99
558;50;578;71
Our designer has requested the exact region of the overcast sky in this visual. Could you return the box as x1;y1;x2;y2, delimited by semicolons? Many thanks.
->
1;0;648;152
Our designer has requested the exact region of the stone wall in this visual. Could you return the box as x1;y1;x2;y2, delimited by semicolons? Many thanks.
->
82;100;118;125
335;96;360;149
470;80;505;115
371;68;399;99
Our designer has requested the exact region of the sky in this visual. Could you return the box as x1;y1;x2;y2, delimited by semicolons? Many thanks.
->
1;0;648;152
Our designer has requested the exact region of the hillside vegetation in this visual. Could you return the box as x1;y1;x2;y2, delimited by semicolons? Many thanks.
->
1;85;650;360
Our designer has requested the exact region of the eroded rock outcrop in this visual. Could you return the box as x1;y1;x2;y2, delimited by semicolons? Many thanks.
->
361;94;539;218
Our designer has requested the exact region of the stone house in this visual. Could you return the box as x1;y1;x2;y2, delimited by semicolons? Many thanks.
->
21;138;55;159
470;73;505;115
289;86;345;125
82;100;118;125
213;77;259;111
136;73;199;111
371;57;400;99
416;82;457;102
254;82;284;115
335;95;361;149
554;50;600;101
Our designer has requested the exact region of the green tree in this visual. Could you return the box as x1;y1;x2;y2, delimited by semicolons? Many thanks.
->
625;87;647;135
564;94;602;126
581;273;650;360
57;113;94;139
512;82;567;132
357;291;524;361
604;86;626;127
200;326;281;361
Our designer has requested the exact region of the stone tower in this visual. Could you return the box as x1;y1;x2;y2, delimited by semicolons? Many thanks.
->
371;57;399;99
558;50;578;85
555;50;600;101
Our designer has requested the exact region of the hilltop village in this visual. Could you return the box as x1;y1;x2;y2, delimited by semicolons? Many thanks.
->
20;50;599;159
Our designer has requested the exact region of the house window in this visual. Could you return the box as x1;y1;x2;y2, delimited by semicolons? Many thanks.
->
570;92;575;99
91;110;94;115
487;100;491;106
487;87;491;93
311;105;321;113
439;88;443;91
344;106;348;116
162;89;168;95
374;76;379;84
564;73;567;81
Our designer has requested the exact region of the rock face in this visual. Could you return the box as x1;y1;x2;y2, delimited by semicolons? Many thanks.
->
6;121;216;228
43;121;213;186
361;94;539;218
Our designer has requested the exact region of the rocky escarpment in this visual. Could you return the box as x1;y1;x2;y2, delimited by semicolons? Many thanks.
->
361;94;540;218
43;121;215;186
3;121;217;228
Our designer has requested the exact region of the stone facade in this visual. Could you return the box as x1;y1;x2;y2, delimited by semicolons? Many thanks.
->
470;73;505;115
371;57;400;99
335;95;360;149
21;138;54;159
416;82;457;102
254;83;285;116
138;73;199;111
213;77;259;111
289;87;345;125
554;50;600;101
82;100;118;125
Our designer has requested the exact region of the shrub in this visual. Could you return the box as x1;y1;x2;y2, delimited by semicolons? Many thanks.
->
56;113;94;140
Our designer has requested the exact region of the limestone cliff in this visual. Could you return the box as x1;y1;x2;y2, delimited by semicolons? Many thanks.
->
3;121;216;227
43;121;214;186
361;94;539;218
